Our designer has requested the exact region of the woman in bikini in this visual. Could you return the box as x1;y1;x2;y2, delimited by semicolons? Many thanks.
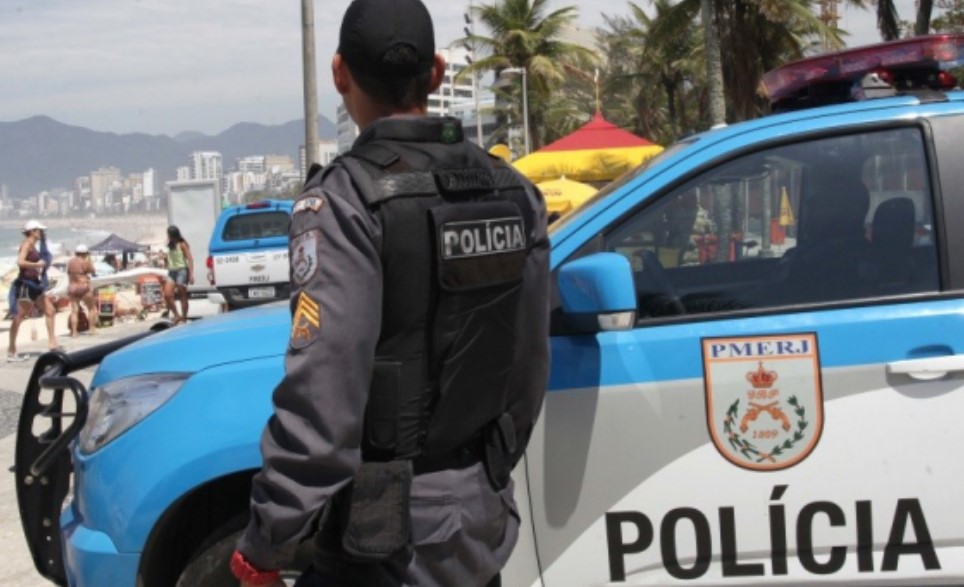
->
66;244;97;337
7;220;59;361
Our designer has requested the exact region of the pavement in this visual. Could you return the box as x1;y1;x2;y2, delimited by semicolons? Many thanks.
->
0;299;223;587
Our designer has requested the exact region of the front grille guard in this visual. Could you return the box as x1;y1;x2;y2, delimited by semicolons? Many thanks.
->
15;327;168;585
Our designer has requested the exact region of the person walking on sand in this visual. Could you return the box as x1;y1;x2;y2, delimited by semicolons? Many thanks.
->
162;226;194;325
66;244;97;337
8;220;60;361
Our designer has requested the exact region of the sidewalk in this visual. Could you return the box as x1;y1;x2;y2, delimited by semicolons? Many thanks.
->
0;300;223;587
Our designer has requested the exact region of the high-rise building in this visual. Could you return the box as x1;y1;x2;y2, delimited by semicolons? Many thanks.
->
143;168;158;198
299;140;339;182
90;166;121;212
192;151;223;182
336;105;357;154
264;155;294;174
237;156;266;174
176;166;192;181
335;46;480;152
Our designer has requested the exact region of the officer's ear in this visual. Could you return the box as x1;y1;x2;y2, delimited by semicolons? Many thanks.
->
427;53;446;95
332;53;351;96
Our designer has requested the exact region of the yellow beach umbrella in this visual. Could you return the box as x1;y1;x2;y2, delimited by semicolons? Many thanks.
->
536;176;598;219
514;113;664;183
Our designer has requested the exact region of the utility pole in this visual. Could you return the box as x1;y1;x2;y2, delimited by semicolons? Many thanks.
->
302;0;319;171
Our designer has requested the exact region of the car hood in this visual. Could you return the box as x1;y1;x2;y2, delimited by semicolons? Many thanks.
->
94;304;290;384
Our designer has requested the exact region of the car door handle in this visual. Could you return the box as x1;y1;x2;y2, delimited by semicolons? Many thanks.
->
886;355;964;381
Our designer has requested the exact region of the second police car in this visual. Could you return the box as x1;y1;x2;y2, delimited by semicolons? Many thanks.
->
16;34;964;586
207;199;293;309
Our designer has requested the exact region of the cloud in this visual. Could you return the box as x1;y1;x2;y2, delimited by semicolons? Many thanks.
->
0;0;926;136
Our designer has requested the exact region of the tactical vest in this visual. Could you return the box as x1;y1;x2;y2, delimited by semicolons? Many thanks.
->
330;121;536;477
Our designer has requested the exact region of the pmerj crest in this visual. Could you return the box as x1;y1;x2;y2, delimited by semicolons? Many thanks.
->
702;334;824;471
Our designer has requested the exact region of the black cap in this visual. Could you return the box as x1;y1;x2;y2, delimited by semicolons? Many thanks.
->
338;0;436;77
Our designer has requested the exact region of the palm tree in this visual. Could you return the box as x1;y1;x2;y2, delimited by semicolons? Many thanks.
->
649;0;848;123
876;0;901;39
915;0;936;34
598;1;700;143
459;0;597;150
702;0;725;126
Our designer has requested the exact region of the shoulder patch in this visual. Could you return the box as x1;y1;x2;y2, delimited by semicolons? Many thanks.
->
293;195;325;216
290;291;322;350
291;229;320;286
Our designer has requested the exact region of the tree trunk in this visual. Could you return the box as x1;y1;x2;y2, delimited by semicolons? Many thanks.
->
915;0;934;35
702;0;726;126
878;0;900;40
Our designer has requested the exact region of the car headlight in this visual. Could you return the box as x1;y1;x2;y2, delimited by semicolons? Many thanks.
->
78;373;190;455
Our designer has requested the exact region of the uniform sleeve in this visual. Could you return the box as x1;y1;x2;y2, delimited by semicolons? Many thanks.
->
506;182;550;464
237;166;383;570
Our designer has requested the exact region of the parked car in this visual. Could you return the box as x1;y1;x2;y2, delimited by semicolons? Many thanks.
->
207;199;293;309
16;35;964;586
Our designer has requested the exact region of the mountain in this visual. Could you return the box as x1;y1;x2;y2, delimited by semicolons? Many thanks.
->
0;115;337;198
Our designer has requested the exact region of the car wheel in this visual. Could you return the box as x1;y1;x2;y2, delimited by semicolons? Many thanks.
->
175;513;308;587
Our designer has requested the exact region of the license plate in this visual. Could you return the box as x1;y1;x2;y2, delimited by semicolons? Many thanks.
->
248;286;276;299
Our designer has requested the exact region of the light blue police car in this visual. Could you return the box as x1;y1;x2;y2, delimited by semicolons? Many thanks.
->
207;199;294;309
16;35;964;586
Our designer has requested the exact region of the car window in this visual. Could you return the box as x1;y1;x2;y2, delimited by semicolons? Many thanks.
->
602;127;940;319
222;211;290;241
549;138;697;235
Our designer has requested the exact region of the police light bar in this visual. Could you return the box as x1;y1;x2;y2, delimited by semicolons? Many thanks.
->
245;201;272;209
760;34;964;109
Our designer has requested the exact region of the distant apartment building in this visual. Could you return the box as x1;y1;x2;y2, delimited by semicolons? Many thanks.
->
335;46;481;152
237;156;266;174
224;171;267;203
336;105;358;154
264;154;294;174
176;166;192;181
74;176;91;211
192;151;223;182
90;166;121;212
142;168;158;198
128;173;144;203
298;140;339;183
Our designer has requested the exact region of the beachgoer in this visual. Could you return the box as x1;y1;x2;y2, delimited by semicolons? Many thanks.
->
7;224;52;320
66;244;97;337
8;220;59;361
162;226;194;324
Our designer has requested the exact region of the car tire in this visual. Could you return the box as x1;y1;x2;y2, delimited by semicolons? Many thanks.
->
175;513;310;587
175;513;247;587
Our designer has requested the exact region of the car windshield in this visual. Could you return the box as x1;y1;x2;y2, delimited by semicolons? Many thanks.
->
549;138;699;235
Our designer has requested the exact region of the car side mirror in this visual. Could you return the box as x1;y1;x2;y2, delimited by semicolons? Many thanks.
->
558;253;637;332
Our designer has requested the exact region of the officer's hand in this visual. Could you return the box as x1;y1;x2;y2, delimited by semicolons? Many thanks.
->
188;274;195;285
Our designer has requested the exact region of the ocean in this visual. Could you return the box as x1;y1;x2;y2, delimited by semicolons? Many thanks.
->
0;225;111;274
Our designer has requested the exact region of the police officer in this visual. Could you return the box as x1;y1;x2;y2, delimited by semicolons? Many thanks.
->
231;0;549;585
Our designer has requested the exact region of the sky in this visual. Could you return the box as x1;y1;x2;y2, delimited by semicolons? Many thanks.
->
0;0;922;137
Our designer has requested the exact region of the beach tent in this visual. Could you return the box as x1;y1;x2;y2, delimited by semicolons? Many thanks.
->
88;233;149;254
513;113;664;184
536;177;598;219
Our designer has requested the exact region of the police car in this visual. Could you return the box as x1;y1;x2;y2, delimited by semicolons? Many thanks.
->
207;199;293;309
15;34;964;586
